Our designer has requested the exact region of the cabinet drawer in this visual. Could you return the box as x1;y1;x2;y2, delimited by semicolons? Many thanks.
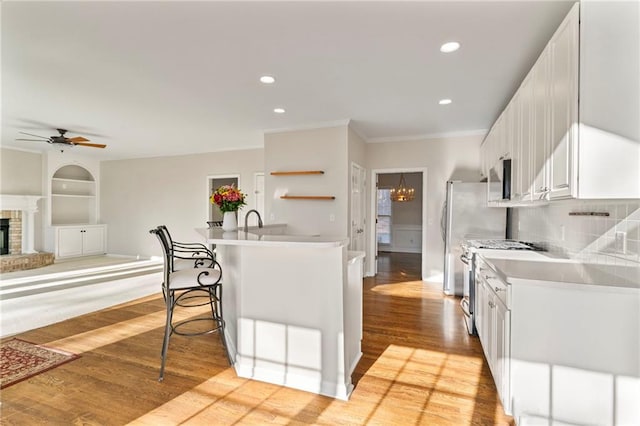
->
476;259;510;307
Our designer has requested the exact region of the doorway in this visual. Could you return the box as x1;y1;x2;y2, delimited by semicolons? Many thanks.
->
369;168;427;280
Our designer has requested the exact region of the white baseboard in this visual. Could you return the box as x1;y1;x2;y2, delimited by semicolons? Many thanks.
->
234;354;353;401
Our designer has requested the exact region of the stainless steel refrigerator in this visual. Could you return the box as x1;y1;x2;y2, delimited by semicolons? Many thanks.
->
441;181;506;296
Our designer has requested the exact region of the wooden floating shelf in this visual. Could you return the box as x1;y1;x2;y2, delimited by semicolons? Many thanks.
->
280;195;335;200
270;170;324;176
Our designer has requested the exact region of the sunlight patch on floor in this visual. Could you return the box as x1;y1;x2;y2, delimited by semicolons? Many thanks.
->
370;282;444;299
48;304;202;353
351;344;485;424
130;369;319;424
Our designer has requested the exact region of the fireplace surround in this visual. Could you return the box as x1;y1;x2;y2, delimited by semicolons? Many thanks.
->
0;195;54;273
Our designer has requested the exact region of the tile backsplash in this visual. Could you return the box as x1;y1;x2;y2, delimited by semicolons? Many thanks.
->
513;199;640;267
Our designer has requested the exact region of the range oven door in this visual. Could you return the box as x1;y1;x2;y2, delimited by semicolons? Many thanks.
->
459;251;476;335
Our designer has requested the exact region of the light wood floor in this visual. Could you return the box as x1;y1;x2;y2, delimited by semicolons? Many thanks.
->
1;252;513;425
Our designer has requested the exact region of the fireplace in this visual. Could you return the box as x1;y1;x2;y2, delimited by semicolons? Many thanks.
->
0;218;8;255
0;195;54;273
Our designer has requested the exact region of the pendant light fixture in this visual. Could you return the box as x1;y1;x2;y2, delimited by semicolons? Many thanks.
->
390;173;415;202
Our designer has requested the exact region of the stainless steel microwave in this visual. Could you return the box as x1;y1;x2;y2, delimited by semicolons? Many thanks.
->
489;158;512;201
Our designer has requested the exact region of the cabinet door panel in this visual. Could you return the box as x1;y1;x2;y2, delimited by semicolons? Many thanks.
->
82;227;105;255
519;76;533;201
495;298;511;414
533;49;551;199
549;5;579;199
58;227;83;257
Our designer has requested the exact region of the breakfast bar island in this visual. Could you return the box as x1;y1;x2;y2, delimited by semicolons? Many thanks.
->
197;226;365;400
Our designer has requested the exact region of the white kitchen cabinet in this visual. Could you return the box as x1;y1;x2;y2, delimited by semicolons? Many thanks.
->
475;258;512;414
55;225;106;258
517;74;534;202
482;2;640;203
476;253;640;425
532;48;551;201
486;115;507;203
506;98;521;201
548;3;579;200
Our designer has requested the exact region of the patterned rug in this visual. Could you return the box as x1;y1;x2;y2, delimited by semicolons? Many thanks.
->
0;338;80;389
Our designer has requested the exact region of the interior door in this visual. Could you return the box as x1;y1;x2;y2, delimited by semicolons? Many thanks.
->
253;172;265;224
350;162;366;252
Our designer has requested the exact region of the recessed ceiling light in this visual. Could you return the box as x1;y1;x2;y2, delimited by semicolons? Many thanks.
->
260;75;276;84
273;108;285;114
440;42;460;53
439;99;452;105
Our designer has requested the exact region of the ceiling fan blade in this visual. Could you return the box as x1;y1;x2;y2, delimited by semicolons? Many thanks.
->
72;142;107;148
68;136;90;142
16;138;48;142
19;131;50;140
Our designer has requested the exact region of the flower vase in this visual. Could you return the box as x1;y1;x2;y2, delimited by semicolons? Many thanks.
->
222;211;238;232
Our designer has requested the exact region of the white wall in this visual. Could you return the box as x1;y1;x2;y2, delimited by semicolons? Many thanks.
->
100;148;264;258
0;148;42;195
264;125;349;236
366;134;484;280
0;148;45;249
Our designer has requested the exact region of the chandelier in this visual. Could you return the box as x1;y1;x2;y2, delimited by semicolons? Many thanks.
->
390;173;415;202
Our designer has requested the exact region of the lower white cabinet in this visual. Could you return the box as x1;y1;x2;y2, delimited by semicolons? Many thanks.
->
475;260;512;414
55;225;106;258
475;255;640;425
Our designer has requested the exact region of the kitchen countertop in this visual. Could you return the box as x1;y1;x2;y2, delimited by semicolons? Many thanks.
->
196;225;349;248
476;249;640;290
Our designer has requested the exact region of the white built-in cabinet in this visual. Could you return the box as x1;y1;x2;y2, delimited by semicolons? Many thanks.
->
475;258;512;415
475;255;640;425
481;2;639;203
547;5;579;200
55;225;106;258
48;164;106;258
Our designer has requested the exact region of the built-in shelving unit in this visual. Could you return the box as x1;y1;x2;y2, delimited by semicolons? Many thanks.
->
280;195;335;200
270;170;324;176
51;165;96;225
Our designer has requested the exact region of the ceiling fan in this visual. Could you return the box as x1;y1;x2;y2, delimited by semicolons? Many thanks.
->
17;128;106;150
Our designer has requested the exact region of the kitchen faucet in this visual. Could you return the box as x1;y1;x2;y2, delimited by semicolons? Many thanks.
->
244;209;263;233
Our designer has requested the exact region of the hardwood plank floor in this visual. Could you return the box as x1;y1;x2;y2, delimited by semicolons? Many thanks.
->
1;252;513;425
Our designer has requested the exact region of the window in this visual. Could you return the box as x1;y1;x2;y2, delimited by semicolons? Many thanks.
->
377;189;392;245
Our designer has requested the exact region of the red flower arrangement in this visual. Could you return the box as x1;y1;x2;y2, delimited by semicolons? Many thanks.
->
210;184;247;212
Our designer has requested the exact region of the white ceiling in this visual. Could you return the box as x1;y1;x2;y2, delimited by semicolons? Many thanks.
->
1;1;575;160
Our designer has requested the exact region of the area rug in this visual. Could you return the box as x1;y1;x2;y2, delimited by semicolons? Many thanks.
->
0;338;80;389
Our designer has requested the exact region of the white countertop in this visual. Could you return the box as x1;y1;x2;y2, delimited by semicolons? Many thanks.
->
476;249;640;290
196;225;349;248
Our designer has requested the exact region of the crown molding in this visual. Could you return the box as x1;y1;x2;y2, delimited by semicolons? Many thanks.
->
366;129;488;144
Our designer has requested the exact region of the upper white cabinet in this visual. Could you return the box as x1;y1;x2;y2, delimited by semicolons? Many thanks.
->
548;3;579;200
481;2;640;203
531;49;551;201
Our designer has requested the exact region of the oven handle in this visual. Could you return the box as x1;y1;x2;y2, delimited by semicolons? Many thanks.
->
460;254;470;265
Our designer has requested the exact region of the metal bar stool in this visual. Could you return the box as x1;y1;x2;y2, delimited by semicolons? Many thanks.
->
150;226;230;381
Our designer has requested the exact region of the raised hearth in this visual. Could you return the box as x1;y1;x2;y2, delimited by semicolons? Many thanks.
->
0;253;55;273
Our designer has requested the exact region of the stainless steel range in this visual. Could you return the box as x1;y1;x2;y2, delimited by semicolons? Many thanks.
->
460;239;543;335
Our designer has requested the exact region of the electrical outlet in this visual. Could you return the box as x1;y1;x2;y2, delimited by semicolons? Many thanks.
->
615;231;627;254
560;225;565;241
329;214;335;222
